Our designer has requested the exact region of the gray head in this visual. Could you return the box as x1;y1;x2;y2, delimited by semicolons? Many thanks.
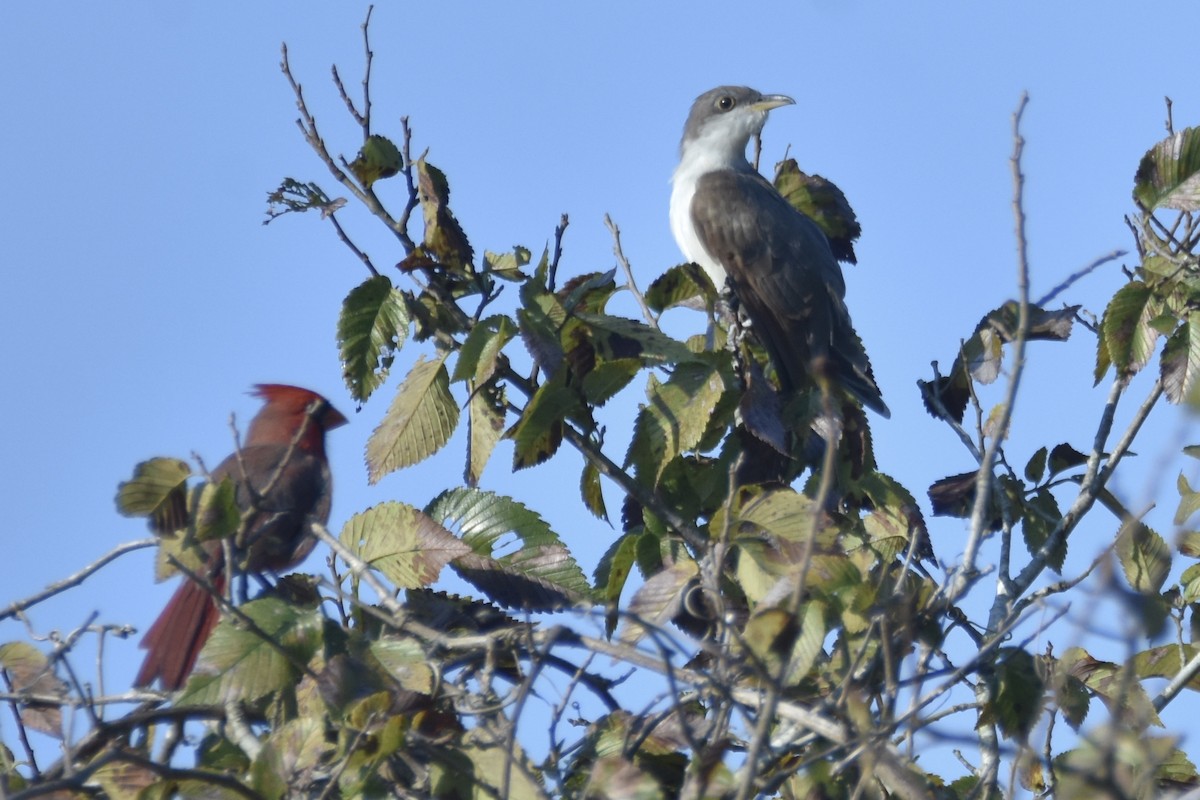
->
680;86;795;156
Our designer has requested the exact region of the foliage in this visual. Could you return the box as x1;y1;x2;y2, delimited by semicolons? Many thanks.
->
6;18;1200;800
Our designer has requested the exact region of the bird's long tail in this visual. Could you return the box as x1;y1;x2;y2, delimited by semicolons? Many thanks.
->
134;573;225;690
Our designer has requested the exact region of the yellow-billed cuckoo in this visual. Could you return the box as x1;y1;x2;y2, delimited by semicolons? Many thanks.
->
669;86;889;418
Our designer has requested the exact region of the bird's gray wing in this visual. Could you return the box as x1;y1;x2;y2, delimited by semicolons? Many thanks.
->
690;169;888;417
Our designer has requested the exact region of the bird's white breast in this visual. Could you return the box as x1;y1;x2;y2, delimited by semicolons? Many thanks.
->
670;139;737;290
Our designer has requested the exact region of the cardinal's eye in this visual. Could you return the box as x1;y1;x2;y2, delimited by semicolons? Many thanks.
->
716;95;736;112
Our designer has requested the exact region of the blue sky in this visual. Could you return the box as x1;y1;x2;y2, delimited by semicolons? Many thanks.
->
4;0;1200;780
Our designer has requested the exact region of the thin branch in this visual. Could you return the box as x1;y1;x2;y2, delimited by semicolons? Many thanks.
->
547;213;569;292
604;213;657;328
1035;249;1125;306
944;92;1032;609
0;539;158;621
328;211;379;276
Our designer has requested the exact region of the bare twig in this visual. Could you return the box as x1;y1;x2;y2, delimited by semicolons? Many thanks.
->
1035;249;1125;307
0;539;158;622
604;214;657;328
547;213;569;292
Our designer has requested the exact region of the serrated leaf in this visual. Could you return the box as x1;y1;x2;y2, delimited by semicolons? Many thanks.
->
580;459;608;521
1161;311;1200;405
1025;447;1048;483
483;245;531;281
516;294;566;375
1116;517;1172;594
1023;489;1067;573
574;312;700;366
348;134;402;188
1060;646;1163;728
466;380;505;487
646;262;715;312
415;158;473;269
115;457;191;531
1134;126;1200;211
560;269;618;314
176;597;324;705
338;275;409;403
340;502;471;589
366;355;459;483
1048;442;1089;477
1101;281;1162;376
595;534;638;636
1053;670;1090;731
192;477;239;543
774;159;861;263
508;374;577;470
429;487;591;601
627;362;726;484
580;358;642;406
981;648;1043;741
451;315;516;384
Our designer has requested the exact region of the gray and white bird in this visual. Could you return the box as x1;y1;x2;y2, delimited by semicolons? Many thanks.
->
669;86;889;418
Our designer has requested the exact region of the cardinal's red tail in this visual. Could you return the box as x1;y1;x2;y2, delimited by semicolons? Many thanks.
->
134;574;225;690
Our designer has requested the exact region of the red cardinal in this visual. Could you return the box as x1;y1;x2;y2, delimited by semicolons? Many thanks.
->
135;385;348;690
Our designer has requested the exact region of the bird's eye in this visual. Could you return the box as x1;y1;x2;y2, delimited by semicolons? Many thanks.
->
716;95;736;112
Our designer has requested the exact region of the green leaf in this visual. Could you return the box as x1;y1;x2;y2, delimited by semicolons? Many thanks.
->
339;501;471;589
176;597;324;705
415;157;473;269
508;374;578;470
1023;489;1067;573
580;459;608;521
981;648;1044;741
1101;281;1162;377
560;269;618;314
1059;646;1163;728
1161;311;1200;405
645;262;716;312
1048;442;1089;477
482;245;531;281
250;717;332;800
1024;446;1048;483
516;292;566;374
626;362;727;484
338;275;409;403
580;358;642;406
595;533;638;636
115;457;191;531
773;159;861;263
366;354;460;484
465;380;505;487
429;488;591;599
574;312;700;366
1134;126;1200;211
1133;644;1200;690
1116;517;1172;594
451;315;516;384
348;134;402;188
1176;473;1200;526
742;607;799;676
192;477;239;543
